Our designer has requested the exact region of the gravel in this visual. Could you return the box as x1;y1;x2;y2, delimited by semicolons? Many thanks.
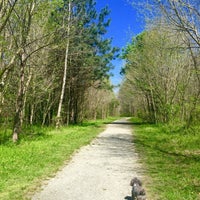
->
32;118;144;200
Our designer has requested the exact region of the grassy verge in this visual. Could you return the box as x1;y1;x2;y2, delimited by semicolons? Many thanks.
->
0;118;116;200
131;119;200;200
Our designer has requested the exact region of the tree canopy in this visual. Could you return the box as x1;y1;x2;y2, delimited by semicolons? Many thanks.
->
119;0;200;128
0;0;119;142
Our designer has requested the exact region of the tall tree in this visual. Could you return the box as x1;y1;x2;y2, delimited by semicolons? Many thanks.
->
56;0;71;128
149;0;200;127
51;0;118;125
120;22;198;125
0;0;118;142
10;0;56;141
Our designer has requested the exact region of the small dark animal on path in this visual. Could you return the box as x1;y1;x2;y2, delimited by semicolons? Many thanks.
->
130;177;146;200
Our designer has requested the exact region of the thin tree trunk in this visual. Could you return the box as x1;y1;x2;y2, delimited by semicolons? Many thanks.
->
185;41;200;128
21;67;32;125
150;89;157;123
56;0;71;128
12;1;35;142
12;60;25;142
42;93;55;126
66;85;71;126
30;104;34;125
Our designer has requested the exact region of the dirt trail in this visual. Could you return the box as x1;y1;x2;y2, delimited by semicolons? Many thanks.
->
32;118;144;200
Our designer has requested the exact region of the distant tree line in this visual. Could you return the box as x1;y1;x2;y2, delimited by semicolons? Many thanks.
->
119;0;199;128
0;0;119;142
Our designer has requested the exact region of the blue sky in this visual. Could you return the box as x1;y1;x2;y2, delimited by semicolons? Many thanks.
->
96;0;144;89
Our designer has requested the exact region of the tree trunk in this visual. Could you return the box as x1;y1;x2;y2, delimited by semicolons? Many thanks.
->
30;104;34;125
12;60;25;142
66;85;71;126
56;0;71;128
21;67;32;125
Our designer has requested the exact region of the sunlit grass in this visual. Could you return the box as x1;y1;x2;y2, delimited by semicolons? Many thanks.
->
131;119;200;200
0;118;117;200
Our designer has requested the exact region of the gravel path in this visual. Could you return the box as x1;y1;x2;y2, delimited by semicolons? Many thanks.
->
32;118;144;200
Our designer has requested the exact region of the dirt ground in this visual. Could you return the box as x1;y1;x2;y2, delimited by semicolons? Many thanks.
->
32;118;145;200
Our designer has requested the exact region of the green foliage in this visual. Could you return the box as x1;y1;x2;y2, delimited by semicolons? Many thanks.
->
119;25;200;126
45;0;118;125
0;129;12;145
131;118;200;200
0;0;119;141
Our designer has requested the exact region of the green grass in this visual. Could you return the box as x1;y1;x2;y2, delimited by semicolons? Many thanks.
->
0;118;117;200
131;119;200;200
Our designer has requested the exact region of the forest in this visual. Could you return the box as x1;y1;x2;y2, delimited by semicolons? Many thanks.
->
0;0;119;142
119;0;199;131
0;0;199;199
0;0;199;140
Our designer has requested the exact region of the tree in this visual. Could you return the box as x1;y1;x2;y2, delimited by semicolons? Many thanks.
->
122;0;200;127
120;22;198;125
150;0;200;127
55;0;71;128
9;0;56;141
0;0;18;33
50;0;118;126
0;0;118;142
156;0;200;47
84;82;119;120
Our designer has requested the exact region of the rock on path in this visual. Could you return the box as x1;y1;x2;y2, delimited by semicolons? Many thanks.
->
32;118;144;200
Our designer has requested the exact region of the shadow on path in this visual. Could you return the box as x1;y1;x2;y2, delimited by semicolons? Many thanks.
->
105;121;149;126
124;196;132;200
104;122;134;125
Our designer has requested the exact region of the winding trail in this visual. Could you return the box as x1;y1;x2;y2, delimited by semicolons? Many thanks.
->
32;118;144;200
